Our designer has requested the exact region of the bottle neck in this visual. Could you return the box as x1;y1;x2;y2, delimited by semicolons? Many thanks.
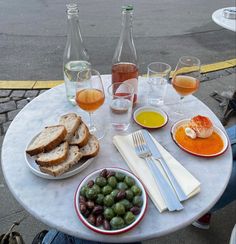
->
112;7;137;65
120;10;133;40
67;13;83;45
63;6;90;64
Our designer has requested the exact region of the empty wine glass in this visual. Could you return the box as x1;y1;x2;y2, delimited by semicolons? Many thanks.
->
171;56;201;117
76;69;105;140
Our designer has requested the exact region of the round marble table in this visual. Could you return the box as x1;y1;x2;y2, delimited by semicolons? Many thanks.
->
212;7;236;32
1;75;232;243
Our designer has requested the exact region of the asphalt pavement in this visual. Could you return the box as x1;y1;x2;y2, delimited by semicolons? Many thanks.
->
0;0;235;79
0;0;236;243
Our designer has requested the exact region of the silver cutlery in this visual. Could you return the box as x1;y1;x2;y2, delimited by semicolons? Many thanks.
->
142;129;188;202
132;131;184;211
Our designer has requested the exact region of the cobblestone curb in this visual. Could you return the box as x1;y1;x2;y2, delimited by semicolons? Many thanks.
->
0;90;47;135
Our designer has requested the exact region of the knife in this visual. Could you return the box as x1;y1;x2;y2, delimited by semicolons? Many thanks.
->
142;129;188;201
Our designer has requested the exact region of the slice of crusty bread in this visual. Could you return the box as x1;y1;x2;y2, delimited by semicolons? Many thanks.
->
69;122;89;147
35;141;69;167
59;113;81;141
39;146;83;177
26;125;67;156
80;135;99;158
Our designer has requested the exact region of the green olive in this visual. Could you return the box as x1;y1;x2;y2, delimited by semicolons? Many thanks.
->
119;199;132;210
92;184;101;194
125;189;134;201
124;176;135;187
103;195;114;207
110;217;125;230
131;185;142;196
113;202;126;215
115;172;125;182
124;211;135;225
85;188;97;200
110;189;119;199
108;176;117;188
102;185;113;195
132;195;143;207
117;182;128;191
80;185;88;197
103;208;115;220
95;193;104;205
111;204;116;213
95;176;107;187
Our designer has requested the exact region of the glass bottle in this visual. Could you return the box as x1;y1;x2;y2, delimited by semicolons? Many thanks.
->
63;3;91;105
112;5;138;104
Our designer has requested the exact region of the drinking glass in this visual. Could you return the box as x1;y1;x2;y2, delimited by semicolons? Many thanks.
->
171;56;201;117
147;62;171;106
107;82;134;131
76;69;105;139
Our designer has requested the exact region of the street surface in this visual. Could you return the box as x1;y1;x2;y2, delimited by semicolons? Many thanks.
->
0;0;235;80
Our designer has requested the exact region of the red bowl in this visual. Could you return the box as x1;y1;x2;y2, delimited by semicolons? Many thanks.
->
74;167;148;235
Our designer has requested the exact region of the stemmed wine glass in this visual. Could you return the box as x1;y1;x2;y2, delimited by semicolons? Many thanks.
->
76;69;105;140
171;56;201;118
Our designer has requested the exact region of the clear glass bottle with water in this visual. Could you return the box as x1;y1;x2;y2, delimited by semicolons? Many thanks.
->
63;3;91;105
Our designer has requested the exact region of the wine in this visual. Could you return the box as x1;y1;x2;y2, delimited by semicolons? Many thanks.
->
76;89;105;112
172;75;200;96
112;62;138;103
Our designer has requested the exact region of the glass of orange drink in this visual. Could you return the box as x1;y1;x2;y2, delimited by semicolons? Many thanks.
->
171;56;201;118
76;69;105;139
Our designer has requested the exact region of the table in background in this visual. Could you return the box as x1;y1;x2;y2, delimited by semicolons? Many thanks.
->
1;75;232;243
212;7;236;32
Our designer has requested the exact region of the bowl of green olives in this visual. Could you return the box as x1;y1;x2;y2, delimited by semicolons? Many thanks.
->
74;167;148;235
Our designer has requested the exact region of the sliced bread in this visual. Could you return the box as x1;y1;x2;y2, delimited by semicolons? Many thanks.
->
59;113;81;141
39;146;83;177
69;122;89;147
35;141;69;167
26;125;67;156
80;135;99;158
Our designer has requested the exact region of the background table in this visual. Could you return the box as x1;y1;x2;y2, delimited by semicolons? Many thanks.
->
212;7;236;32
1;75;232;243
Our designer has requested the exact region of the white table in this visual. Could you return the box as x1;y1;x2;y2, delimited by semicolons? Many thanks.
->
212;7;236;32
1;75;232;243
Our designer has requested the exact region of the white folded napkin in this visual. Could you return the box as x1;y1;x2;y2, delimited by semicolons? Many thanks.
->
113;130;201;212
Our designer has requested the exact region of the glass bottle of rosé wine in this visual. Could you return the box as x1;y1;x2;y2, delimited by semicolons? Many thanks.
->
112;5;138;104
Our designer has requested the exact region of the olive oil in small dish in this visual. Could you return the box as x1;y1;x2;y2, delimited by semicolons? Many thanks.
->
133;106;168;129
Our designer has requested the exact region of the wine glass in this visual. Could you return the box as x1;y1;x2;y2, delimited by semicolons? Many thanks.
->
76;69;105;140
171;56;201;117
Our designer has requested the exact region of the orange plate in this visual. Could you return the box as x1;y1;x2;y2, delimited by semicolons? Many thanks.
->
171;119;228;157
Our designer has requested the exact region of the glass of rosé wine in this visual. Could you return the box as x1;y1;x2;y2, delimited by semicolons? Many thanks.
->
171;56;201;117
76;69;105;140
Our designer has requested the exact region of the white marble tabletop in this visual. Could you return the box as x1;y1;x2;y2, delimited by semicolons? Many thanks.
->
212;7;236;32
1;75;232;243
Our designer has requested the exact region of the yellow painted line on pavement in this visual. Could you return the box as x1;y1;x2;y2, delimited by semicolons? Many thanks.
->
201;58;236;73
33;80;63;89
227;58;236;66
0;80;36;89
0;59;235;89
0;80;63;90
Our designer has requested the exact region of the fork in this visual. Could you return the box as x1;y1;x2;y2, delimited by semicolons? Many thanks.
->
132;131;184;211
